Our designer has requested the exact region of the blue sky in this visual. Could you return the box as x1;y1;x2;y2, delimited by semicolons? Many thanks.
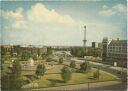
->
1;0;127;46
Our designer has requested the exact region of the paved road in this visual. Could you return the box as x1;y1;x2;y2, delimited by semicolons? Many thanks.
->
30;81;127;91
54;51;127;73
71;57;127;78
88;61;127;72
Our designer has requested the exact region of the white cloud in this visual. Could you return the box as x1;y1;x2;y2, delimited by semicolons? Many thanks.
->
2;3;77;31
3;19;27;30
27;3;76;25
2;8;23;20
99;4;126;16
2;3;81;45
2;7;27;30
99;9;116;16
11;20;27;29
113;4;126;14
2;3;126;46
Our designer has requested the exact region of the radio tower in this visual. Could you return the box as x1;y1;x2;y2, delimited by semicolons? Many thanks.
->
83;25;87;47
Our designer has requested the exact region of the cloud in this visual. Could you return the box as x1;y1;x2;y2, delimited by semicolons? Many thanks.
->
1;3;126;46
2;8;23;20
113;4;126;13
2;3;77;30
99;9;116;16
99;4;126;16
27;3;76;25
3;19;27;30
2;8;27;30
1;3;81;45
11;20;27;29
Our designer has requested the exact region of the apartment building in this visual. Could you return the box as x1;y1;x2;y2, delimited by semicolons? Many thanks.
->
102;37;127;67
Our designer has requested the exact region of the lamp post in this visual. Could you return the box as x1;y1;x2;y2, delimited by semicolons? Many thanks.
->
88;82;90;91
98;66;100;80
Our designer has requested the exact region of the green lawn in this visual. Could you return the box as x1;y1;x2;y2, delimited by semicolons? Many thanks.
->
34;69;118;88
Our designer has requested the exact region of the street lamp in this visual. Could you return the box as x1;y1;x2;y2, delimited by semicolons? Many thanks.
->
88;82;90;91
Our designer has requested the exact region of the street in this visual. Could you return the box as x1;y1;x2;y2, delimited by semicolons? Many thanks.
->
70;57;127;78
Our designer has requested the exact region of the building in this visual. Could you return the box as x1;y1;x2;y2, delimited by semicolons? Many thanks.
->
102;37;127;67
98;43;102;49
92;42;102;49
92;42;98;48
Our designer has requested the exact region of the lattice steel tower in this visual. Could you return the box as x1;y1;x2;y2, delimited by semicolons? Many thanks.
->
83;25;87;47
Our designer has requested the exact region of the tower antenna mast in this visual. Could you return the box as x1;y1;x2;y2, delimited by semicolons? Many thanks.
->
83;25;87;47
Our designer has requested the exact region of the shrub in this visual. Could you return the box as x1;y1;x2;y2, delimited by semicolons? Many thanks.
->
61;66;72;83
35;64;46;79
70;61;76;68
21;76;31;85
93;70;100;79
59;58;63;64
80;61;91;73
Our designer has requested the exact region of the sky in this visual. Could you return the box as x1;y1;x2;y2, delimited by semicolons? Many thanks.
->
0;0;127;46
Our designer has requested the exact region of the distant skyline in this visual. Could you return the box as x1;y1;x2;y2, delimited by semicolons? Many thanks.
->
1;0;127;46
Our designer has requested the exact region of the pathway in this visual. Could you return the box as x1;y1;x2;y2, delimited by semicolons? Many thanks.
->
30;80;126;91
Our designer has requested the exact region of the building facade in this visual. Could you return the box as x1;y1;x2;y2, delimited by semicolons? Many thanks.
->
92;42;98;48
102;37;127;67
92;42;102;49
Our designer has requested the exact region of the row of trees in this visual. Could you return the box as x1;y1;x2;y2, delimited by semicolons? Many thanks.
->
21;47;53;61
1;46;52;63
70;47;86;57
70;47;102;57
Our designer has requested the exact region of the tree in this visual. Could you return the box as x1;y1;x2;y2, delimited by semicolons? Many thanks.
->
21;50;32;61
46;57;53;62
10;60;23;89
1;59;23;90
70;61;76;68
61;66;72;83
11;60;22;77
59;58;63;64
70;47;86;57
47;47;52;56
85;49;102;57
32;54;38;61
41;47;53;60
35;64;46;79
93;69;100;79
41;53;47;60
1;74;10;90
80;61;91;73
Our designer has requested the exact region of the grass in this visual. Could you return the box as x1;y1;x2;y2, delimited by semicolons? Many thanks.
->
33;69;118;88
63;61;80;69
